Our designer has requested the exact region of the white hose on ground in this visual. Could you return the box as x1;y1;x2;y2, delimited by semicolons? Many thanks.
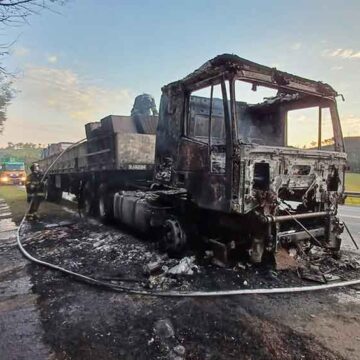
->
15;140;360;297
15;221;360;297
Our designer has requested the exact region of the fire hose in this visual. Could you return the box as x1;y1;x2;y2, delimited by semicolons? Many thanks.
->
15;142;360;297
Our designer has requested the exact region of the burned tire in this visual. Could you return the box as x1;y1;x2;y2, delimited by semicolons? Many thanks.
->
98;185;114;223
44;181;50;201
83;194;93;216
53;188;62;203
161;219;187;256
81;181;95;216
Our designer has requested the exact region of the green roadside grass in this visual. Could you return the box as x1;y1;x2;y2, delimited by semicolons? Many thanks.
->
0;186;78;224
0;185;27;224
345;172;360;206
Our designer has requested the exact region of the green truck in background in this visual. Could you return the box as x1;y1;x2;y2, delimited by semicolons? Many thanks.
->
0;159;26;185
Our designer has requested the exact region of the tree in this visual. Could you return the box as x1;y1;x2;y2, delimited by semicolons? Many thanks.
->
0;0;65;26
0;74;13;133
0;0;66;133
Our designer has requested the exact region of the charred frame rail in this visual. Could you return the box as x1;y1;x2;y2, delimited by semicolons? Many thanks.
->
263;211;330;223
254;210;335;248
345;191;360;198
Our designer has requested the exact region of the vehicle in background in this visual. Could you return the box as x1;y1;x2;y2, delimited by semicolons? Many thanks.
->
0;160;26;185
39;55;347;264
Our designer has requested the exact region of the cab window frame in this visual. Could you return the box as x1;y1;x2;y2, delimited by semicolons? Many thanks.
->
184;79;228;145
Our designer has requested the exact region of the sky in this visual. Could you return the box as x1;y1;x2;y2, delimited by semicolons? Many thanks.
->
0;0;359;147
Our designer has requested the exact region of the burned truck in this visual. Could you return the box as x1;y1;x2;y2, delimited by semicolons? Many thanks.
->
40;54;347;263
40;112;158;207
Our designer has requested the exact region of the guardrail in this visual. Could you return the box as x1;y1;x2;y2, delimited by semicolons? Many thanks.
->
345;191;360;198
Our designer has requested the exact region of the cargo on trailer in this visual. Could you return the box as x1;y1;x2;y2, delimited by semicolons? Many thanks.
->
39;56;347;264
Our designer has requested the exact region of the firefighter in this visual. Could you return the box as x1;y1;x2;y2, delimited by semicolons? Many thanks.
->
25;162;44;220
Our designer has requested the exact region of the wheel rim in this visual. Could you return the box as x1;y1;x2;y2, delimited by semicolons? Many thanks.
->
162;219;186;253
84;197;92;215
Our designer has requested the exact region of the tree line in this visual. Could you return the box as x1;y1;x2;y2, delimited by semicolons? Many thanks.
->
0;142;43;171
2;142;45;149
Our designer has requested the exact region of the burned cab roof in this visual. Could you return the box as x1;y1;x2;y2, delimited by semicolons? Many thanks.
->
163;54;338;99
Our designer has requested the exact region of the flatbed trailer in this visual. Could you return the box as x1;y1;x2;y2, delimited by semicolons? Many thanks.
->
40;54;348;264
39;114;158;214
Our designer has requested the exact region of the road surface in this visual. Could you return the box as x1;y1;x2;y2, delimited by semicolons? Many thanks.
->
0;189;359;359
338;205;360;251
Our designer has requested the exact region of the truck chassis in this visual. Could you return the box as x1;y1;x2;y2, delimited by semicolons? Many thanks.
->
40;54;347;264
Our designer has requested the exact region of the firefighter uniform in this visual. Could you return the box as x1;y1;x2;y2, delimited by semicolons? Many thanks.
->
25;163;44;219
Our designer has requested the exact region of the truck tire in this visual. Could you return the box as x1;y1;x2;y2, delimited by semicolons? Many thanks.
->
44;181;50;201
98;185;114;223
44;180;62;203
161;218;187;256
53;189;63;203
83;195;92;216
81;181;96;217
83;190;93;216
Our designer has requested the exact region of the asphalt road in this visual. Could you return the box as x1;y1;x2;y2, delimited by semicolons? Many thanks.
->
338;205;360;251
1;190;360;359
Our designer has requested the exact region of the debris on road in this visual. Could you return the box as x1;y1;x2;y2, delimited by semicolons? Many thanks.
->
154;319;175;339
276;247;300;271
167;256;198;276
18;217;360;295
173;345;186;356
44;220;75;229
324;274;341;282
298;268;327;284
235;262;246;270
143;260;163;275
3;188;360;360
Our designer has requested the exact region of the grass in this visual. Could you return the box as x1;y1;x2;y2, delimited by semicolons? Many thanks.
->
0;185;28;224
0;185;77;225
345;172;360;205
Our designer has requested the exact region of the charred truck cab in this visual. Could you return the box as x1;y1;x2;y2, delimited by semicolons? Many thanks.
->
154;54;346;262
40;54;347;264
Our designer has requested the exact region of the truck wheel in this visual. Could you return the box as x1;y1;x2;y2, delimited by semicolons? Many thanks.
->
44;181;51;201
44;180;62;203
80;181;95;216
83;191;93;216
52;188;63;203
98;185;114;223
161;219;187;256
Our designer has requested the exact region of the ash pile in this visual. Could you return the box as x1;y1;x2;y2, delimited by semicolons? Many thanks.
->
20;218;360;293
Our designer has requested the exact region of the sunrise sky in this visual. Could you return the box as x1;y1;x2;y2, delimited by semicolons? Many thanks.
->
0;0;359;147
